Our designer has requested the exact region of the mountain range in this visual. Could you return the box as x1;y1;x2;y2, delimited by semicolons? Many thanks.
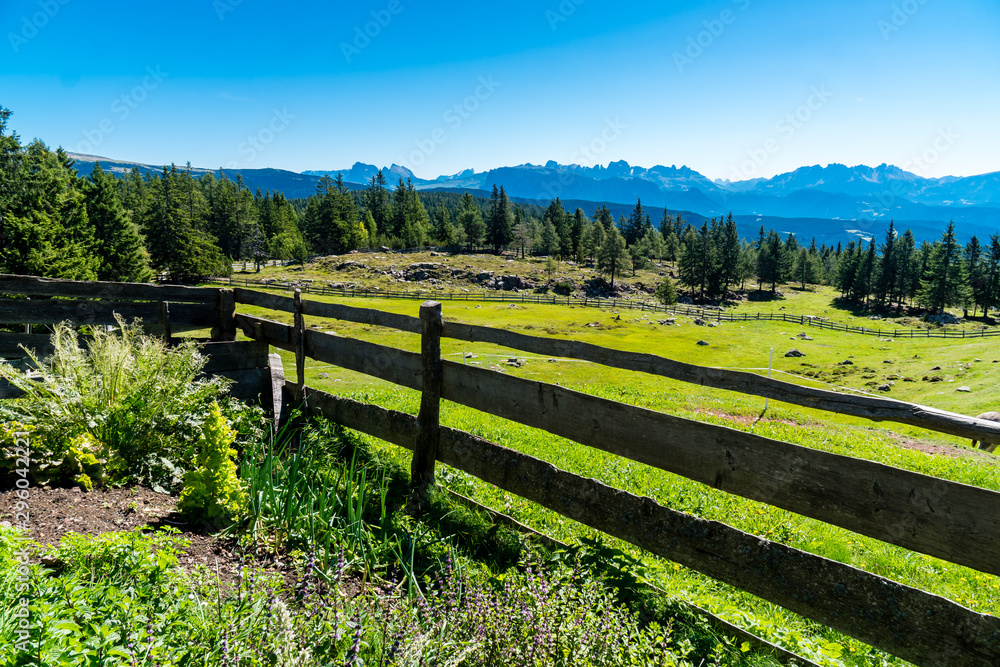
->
69;153;1000;246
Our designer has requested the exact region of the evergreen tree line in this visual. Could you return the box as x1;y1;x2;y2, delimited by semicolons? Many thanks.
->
1;105;997;313
0;107;306;282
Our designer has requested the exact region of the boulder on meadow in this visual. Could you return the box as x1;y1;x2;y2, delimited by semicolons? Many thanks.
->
785;349;805;358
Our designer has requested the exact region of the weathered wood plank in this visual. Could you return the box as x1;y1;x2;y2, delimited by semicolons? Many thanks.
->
289;385;1000;666
0;274;218;302
211;367;272;401
233;288;296;314
304;329;422;390
235;314;294;351
0;298;218;328
302;299;422;333
233;287;423;333
0;377;24;400
242;312;423;390
439;361;1000;578
0;333;53;358
440;321;1000;442
198;340;270;374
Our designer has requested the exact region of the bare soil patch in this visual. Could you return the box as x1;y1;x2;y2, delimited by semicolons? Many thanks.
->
0;485;245;582
886;433;997;461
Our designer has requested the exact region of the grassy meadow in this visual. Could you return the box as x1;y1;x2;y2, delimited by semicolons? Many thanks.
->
228;257;1000;666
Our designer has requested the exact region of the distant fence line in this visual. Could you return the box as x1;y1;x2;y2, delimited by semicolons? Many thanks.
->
205;276;1000;340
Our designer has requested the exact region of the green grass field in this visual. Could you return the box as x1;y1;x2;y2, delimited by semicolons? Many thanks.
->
227;266;1000;666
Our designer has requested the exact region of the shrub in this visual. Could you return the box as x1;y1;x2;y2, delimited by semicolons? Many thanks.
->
178;402;247;523
656;276;679;306
0;317;231;489
554;280;574;296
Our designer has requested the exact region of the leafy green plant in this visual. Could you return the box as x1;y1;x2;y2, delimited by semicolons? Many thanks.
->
177;402;247;523
656;276;679;305
0;317;230;488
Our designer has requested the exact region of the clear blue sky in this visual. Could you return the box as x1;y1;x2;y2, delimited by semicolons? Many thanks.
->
2;0;999;181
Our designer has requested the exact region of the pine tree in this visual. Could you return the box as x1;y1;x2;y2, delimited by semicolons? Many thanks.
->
756;231;783;293
364;170;390;237
852;239;878;306
543;198;570;256
571;208;586;258
594;204;614;233
966;236;987;316
985;235;1000;318
85;163;151;282
678;227;703;298
597;223;629;289
0;140;99;280
874;221;898;307
623;198;645;245
582;219;605;263
894;229;918;309
433;202;455;246
655;276;678;306
718;212;740;292
485;185;514;253
456;192;485;250
793;247;819;289
540;219;560;256
836;241;860;298
917;222;970;313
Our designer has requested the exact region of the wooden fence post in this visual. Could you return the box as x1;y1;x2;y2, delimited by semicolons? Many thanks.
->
160;301;173;346
216;289;237;341
293;289;306;404
411;301;443;504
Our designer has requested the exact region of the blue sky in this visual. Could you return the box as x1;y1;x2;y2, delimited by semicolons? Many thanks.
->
2;0;999;181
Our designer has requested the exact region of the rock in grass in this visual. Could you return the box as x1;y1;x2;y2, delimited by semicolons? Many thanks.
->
878;384;892;392
957;386;972;393
696;340;710;346
785;349;805;358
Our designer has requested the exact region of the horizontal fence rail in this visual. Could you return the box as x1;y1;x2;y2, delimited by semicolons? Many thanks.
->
1;274;219;303
210;276;1000;339
289;385;1000;667
0;274;237;346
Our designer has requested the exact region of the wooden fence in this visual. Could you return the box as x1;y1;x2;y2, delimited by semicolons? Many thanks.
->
4;275;1000;663
0;275;282;420
234;286;1000;666
210;276;1000;340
